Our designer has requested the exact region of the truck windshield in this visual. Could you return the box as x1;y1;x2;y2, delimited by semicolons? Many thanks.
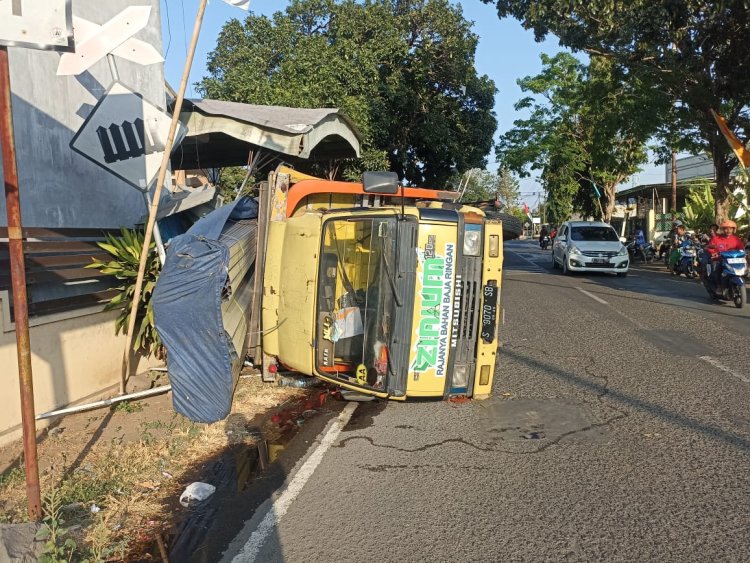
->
315;217;398;390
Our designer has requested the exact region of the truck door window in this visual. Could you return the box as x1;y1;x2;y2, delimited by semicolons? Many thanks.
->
316;217;397;390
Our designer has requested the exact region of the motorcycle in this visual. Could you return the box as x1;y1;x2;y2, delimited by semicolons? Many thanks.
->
702;250;746;308
626;238;655;263
670;241;699;278
540;235;550;250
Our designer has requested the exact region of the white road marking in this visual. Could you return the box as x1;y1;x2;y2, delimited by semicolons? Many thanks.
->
506;249;547;273
698;356;750;384
576;287;609;305
231;402;359;562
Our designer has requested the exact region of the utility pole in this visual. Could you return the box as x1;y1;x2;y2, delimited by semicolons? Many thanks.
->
671;151;677;218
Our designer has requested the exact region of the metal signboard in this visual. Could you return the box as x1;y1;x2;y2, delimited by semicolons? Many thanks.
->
0;0;73;52
57;6;155;76
70;82;184;191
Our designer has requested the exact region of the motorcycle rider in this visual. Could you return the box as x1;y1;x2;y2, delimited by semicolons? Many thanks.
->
659;219;681;261
539;224;549;248
668;221;690;270
705;219;744;289
700;223;719;245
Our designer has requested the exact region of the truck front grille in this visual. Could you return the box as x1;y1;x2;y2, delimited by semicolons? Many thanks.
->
451;254;482;392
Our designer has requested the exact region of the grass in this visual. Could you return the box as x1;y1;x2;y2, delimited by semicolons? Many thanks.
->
0;375;307;558
112;400;143;413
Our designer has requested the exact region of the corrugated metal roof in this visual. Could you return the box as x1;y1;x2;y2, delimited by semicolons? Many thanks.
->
172;99;362;169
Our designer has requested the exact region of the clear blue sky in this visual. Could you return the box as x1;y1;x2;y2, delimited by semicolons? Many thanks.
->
160;0;664;206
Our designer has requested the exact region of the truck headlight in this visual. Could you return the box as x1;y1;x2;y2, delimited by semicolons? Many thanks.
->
463;225;482;256
452;365;468;388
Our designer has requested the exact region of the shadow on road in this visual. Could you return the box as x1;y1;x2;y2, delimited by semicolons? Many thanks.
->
506;265;749;322
503;348;750;453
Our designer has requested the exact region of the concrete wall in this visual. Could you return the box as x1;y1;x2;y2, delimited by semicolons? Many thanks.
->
0;296;158;447
0;0;164;228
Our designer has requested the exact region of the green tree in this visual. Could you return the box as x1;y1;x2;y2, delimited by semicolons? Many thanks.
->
497;53;658;223
453;167;520;208
200;0;497;186
484;0;750;222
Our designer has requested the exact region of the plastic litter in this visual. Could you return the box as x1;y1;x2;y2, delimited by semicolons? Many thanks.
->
277;375;322;388
179;482;216;507
90;504;101;513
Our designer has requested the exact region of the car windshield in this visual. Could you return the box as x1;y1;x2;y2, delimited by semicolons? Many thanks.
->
315;217;398;390
570;226;619;242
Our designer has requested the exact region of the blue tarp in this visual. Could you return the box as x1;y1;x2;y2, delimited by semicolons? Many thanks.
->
152;197;258;423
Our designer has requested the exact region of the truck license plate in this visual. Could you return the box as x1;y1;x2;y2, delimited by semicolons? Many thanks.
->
481;283;498;343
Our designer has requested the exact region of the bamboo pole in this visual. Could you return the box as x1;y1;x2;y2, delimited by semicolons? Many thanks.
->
120;0;208;393
0;46;42;520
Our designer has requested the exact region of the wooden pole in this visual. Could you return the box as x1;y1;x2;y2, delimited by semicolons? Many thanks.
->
671;151;677;218
0;46;42;520
120;0;208;393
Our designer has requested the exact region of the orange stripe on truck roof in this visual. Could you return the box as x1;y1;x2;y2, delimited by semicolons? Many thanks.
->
286;179;459;217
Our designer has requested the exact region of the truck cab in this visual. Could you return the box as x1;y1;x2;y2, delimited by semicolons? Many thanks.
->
260;167;503;399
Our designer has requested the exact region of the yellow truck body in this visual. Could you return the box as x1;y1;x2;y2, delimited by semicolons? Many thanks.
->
260;168;503;399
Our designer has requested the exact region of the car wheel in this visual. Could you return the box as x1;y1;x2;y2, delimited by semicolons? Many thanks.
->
562;255;570;275
551;251;558;269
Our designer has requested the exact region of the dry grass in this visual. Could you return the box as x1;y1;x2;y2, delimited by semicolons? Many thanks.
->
0;373;307;560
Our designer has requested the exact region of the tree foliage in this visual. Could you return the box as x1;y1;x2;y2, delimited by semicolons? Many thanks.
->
453;167;520;207
484;0;750;221
200;0;497;186
497;53;659;224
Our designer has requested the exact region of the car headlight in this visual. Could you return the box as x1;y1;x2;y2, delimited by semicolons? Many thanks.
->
568;245;582;256
463;225;482;256
618;245;628;256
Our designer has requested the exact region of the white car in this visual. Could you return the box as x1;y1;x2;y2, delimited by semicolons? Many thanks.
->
552;221;629;276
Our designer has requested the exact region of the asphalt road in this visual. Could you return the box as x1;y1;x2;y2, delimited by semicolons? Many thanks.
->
218;239;750;562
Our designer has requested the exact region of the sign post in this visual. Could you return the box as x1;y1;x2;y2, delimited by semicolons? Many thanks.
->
0;45;41;520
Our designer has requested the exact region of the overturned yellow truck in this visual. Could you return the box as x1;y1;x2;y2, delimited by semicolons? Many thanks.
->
256;167;504;400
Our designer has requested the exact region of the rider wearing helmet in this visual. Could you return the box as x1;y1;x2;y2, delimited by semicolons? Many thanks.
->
668;221;690;269
705;220;744;286
707;220;744;253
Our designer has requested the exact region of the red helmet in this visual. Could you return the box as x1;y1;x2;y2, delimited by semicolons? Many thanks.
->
720;220;737;229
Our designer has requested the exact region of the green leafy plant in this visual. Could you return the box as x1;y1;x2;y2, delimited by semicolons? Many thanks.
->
681;180;742;234
86;228;162;357
37;488;85;563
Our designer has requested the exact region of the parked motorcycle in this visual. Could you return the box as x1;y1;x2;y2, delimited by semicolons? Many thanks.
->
702;250;747;308
670;241;699;278
540;235;551;250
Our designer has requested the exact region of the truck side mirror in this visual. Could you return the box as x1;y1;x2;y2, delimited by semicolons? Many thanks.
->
362;171;399;194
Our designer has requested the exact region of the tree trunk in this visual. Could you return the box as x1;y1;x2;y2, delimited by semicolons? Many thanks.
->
713;152;733;223
603;183;616;223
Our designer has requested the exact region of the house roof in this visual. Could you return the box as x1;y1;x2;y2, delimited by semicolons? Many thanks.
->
615;181;705;200
171;99;362;169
